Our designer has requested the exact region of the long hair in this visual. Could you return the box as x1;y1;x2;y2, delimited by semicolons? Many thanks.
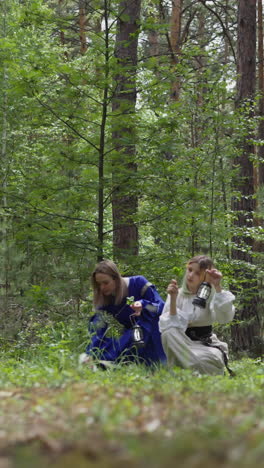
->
181;255;215;296
91;259;127;307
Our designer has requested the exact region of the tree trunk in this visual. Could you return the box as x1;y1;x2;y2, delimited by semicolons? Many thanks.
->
112;0;141;260
79;0;87;55
256;0;264;211
1;1;10;309
97;0;111;261
231;0;261;353
170;0;182;100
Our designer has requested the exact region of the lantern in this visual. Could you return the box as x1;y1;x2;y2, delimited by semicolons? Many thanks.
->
192;281;211;308
130;313;145;348
131;324;145;348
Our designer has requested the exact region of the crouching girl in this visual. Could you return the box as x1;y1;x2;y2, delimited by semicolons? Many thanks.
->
85;259;166;367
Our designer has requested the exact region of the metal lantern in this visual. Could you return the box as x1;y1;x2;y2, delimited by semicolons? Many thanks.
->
192;281;212;308
129;311;145;348
131;324;145;348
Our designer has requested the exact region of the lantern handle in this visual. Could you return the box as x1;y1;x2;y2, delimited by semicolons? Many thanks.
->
203;271;209;283
129;313;137;327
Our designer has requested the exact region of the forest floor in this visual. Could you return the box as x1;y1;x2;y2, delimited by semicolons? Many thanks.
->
0;357;263;468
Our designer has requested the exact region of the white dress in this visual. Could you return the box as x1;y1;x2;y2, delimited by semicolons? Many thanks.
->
159;289;235;375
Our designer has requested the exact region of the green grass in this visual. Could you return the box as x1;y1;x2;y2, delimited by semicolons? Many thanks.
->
0;347;263;467
0;317;263;467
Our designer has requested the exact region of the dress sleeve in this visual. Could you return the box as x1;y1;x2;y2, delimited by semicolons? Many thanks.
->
209;290;236;323
128;276;165;348
139;283;165;317
158;294;190;333
130;275;165;317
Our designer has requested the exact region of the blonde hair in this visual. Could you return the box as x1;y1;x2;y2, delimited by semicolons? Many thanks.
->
91;259;127;307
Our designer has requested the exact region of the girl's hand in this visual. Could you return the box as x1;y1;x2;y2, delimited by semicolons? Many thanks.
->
205;269;222;292
167;279;179;298
130;300;143;316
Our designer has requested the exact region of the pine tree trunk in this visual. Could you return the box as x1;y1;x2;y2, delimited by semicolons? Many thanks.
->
256;0;264;200
1;1;10;309
112;0;141;260
79;0;87;55
170;0;182;100
231;0;261;353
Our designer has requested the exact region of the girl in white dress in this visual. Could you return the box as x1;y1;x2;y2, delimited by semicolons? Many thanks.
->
159;255;235;375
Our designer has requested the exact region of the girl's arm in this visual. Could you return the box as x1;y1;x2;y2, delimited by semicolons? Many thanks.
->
130;276;165;317
159;280;190;333
206;269;235;323
167;279;178;315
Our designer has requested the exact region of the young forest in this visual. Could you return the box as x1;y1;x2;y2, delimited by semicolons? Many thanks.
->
0;1;263;467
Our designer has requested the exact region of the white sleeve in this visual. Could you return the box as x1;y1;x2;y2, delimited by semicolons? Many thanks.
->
209;290;235;323
159;294;189;333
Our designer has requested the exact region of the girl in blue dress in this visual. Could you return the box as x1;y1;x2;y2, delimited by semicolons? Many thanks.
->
85;259;166;366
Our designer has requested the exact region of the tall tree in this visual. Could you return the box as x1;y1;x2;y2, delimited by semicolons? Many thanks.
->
255;0;264;237
170;0;182;100
79;0;88;55
112;0;141;260
231;0;261;352
0;0;10;305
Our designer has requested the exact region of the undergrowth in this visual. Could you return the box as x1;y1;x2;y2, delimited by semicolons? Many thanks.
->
0;315;263;467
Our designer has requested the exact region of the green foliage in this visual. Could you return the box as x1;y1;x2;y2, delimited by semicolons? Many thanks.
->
24;284;52;309
126;296;135;305
0;0;263;352
7;314;89;362
0;2;263;464
0;343;263;466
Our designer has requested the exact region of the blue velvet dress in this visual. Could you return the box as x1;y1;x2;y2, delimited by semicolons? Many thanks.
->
86;275;166;366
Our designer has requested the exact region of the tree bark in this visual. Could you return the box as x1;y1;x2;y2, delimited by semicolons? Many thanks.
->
256;0;264;197
1;1;10;308
231;0;261;353
97;0;110;261
79;0;87;55
170;0;182;100
112;0;141;260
